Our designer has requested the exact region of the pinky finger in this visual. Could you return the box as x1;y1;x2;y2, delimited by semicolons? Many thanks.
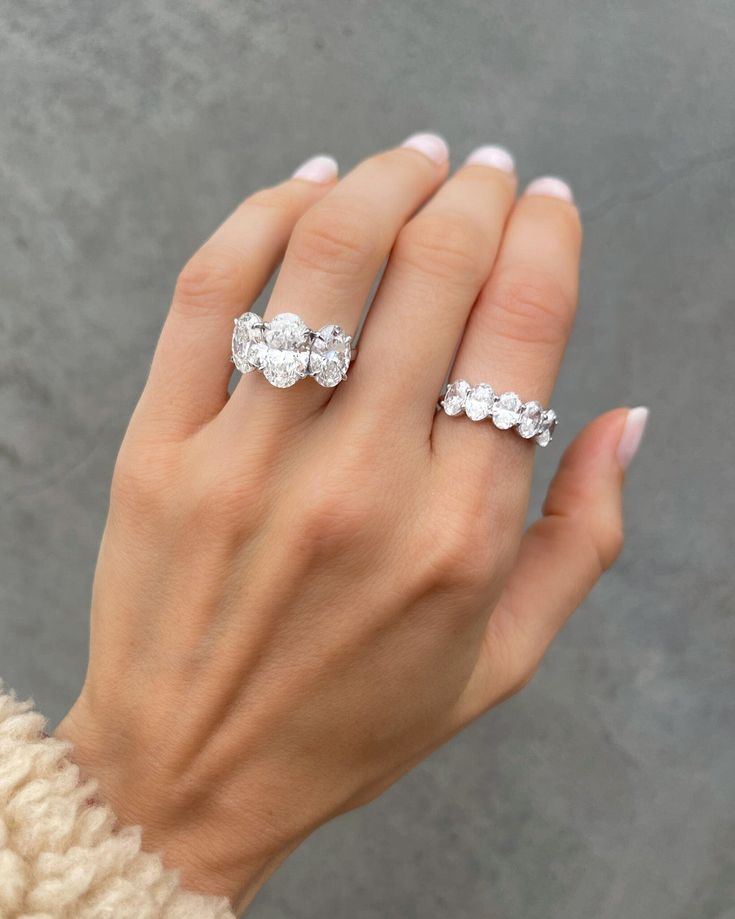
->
457;406;649;720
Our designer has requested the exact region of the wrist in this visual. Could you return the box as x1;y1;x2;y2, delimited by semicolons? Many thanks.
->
1;687;234;917
55;698;303;908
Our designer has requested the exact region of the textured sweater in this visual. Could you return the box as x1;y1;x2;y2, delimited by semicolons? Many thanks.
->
0;686;236;918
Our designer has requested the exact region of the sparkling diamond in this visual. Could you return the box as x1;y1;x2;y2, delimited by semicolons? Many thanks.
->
309;324;352;387
232;312;265;372
265;313;309;350
442;380;471;416
535;409;558;447
517;401;543;439
492;392;522;429
464;383;495;421
262;313;311;387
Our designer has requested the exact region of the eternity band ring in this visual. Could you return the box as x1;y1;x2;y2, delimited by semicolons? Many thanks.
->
439;380;558;447
232;311;355;388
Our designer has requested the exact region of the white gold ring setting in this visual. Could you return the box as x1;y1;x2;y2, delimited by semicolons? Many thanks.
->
440;380;557;447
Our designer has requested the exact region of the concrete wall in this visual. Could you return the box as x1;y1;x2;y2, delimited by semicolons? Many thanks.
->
1;3;733;916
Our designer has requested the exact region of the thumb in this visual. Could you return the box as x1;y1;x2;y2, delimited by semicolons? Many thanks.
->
460;406;649;716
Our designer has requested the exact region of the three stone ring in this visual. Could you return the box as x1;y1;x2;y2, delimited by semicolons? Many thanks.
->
232;311;355;388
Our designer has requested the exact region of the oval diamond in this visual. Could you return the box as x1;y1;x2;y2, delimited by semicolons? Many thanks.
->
263;349;310;387
309;324;352;387
265;313;310;350
535;409;558;447
492;392;522;429
232;312;265;372
517;400;543;438
442;380;471;416
464;384;495;421
262;313;311;387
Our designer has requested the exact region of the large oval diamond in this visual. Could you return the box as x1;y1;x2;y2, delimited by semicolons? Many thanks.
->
262;313;311;387
442;380;471;416
309;324;352;387
517;400;543;439
492;392;522;429
232;312;265;373
464;383;495;421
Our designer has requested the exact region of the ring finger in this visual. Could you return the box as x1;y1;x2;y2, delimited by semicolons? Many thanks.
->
434;177;583;488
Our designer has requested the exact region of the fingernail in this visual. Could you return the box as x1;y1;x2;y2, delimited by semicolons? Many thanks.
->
464;145;515;173
617;406;649;470
401;132;450;165
292;154;339;183
525;176;574;203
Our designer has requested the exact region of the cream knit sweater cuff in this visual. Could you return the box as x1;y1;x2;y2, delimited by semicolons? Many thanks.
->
0;686;236;918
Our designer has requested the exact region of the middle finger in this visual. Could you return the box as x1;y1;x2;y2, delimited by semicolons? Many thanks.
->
349;145;517;427
225;134;449;416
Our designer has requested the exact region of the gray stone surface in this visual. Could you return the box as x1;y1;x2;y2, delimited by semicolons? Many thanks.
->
1;2;734;917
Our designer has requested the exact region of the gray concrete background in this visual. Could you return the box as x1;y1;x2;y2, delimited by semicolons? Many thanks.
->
1;2;734;917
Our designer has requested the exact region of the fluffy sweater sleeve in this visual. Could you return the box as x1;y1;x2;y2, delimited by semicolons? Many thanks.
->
0;686;236;919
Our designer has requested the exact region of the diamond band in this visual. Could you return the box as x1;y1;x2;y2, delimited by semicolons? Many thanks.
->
232;312;354;388
440;380;557;447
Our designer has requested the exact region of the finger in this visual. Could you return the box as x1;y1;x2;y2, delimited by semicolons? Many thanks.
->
224;133;450;417
349;145;517;426
433;177;582;476
137;156;338;438
267;133;449;330
456;407;649;722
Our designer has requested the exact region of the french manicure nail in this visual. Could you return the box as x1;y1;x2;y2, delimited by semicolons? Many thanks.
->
525;176;574;203
292;155;339;183
401;132;450;165
464;145;515;173
617;406;649;470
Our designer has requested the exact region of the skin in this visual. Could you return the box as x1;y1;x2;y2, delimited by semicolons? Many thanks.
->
56;138;633;912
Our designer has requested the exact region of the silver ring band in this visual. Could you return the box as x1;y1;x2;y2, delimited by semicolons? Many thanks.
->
439;380;557;447
232;312;355;389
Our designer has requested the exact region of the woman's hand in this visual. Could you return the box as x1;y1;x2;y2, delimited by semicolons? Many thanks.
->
56;136;646;910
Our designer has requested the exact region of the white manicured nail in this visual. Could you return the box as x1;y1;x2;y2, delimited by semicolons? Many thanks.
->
292;155;339;183
464;145;515;173
617;406;649;470
525;176;574;202
401;132;450;165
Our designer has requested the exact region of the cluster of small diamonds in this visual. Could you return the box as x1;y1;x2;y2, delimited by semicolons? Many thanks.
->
232;312;352;388
441;380;557;446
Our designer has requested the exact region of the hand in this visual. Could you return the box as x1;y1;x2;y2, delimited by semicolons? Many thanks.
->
56;137;646;910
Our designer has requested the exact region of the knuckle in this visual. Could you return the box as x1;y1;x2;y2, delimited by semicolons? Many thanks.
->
289;203;377;276
396;211;485;283
174;246;245;314
421;517;493;591
486;268;575;347
296;474;375;553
